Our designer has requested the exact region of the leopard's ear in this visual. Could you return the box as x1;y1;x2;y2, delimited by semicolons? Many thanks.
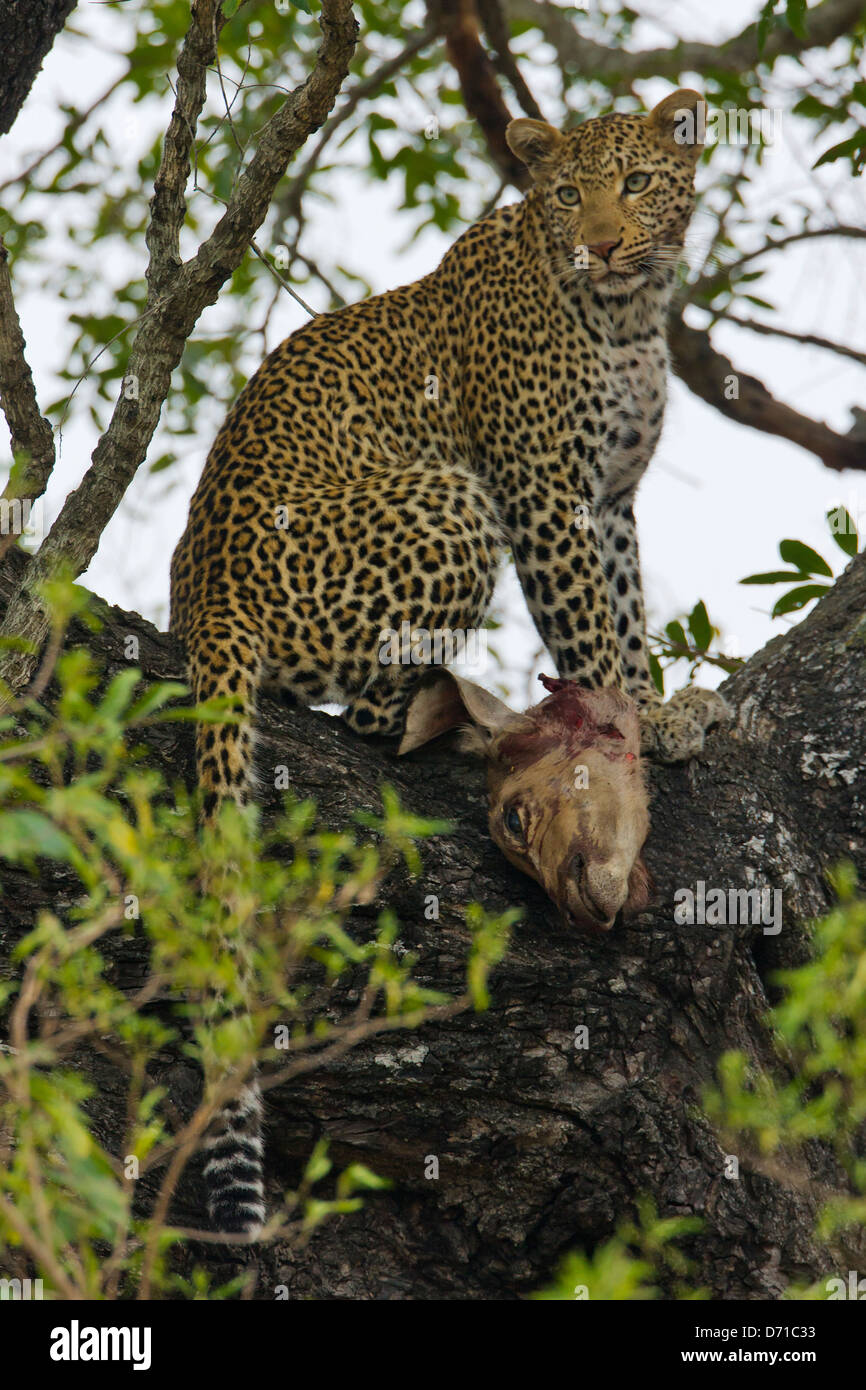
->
506;119;564;178
648;88;704;161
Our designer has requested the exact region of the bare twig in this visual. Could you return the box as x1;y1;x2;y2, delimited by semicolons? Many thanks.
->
0;235;56;562
685;226;866;308
0;75;123;196
476;0;543;119
715;313;866;368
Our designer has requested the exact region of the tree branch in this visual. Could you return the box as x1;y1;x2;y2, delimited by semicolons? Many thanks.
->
3;541;866;1296
146;0;228;299
715;312;866;368
504;0;866;83
0;75;123;197
686;226;866;309
476;0;544;119
0;236;55;562
0;0;359;704
0;0;78;136
440;0;529;188
669;318;866;473
277;17;441;234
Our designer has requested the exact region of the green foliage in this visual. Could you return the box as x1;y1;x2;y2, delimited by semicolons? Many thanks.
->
0;598;513;1298
757;0;808;52
704;866;866;1297
741;508;861;617
649;599;742;696
532;1198;705;1301
3;0;858;463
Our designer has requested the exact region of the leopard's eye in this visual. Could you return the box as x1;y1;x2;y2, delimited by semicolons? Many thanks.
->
624;171;651;194
557;185;580;206
504;805;524;839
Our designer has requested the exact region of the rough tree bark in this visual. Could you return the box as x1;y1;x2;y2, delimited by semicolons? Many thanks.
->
1;542;864;1300
0;0;78;137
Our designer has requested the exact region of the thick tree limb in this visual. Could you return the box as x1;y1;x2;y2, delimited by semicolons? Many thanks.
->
0;0;359;704
1;540;865;1298
669;319;866;473
440;0;529;188
0;0;78;137
505;0;866;83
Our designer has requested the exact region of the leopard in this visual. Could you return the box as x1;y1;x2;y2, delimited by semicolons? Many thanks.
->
169;86;730;1233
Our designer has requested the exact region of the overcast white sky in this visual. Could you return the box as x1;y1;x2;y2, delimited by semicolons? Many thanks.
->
2;0;864;706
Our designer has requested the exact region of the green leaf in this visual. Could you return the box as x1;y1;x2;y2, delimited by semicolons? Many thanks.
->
741;295;776;311
740;569;807;586
648;651;664;697
826;507;859;558
813;131;866;175
778;539;833;577
756;0;782;52
687;601;712;653
771;584;829;617
785;0;808;40
97;667;142;721
0;810;76;862
664;620;688;651
127;681;189;722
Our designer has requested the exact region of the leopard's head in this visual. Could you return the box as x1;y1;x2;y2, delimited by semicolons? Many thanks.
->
507;89;703;295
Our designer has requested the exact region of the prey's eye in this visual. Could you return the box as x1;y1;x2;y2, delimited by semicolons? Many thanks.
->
504;805;524;839
557;185;580;206
624;171;651;194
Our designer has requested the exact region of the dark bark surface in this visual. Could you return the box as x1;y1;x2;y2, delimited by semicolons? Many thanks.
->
1;545;865;1300
0;0;78;136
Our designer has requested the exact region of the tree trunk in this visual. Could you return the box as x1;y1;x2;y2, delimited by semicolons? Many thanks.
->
1;544;864;1300
0;0;78;136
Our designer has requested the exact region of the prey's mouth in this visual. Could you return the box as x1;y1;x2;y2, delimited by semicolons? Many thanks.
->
562;891;616;935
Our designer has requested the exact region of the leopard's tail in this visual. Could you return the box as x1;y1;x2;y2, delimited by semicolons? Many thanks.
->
184;619;268;1236
202;1081;266;1235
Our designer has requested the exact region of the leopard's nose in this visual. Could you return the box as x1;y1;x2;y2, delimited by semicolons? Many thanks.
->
587;238;621;261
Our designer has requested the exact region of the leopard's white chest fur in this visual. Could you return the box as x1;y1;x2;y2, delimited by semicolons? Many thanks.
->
599;333;669;499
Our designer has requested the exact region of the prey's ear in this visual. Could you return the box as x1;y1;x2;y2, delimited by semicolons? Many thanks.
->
647;88;704;161
399;671;521;756
506;118;564;178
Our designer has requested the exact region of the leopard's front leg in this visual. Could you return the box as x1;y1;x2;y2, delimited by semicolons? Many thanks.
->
597;493;659;711
504;486;624;689
597;493;730;762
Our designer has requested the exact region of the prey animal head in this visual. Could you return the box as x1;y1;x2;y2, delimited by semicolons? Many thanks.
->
399;672;651;933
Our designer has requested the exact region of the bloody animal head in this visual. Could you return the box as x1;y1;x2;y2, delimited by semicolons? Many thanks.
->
399;671;651;933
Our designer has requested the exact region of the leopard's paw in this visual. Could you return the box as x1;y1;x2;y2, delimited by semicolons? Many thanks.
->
639;687;731;763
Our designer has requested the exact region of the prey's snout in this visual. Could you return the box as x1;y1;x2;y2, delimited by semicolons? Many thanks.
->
561;855;631;934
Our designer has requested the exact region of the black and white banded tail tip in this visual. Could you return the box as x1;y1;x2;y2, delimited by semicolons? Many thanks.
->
203;1082;266;1237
